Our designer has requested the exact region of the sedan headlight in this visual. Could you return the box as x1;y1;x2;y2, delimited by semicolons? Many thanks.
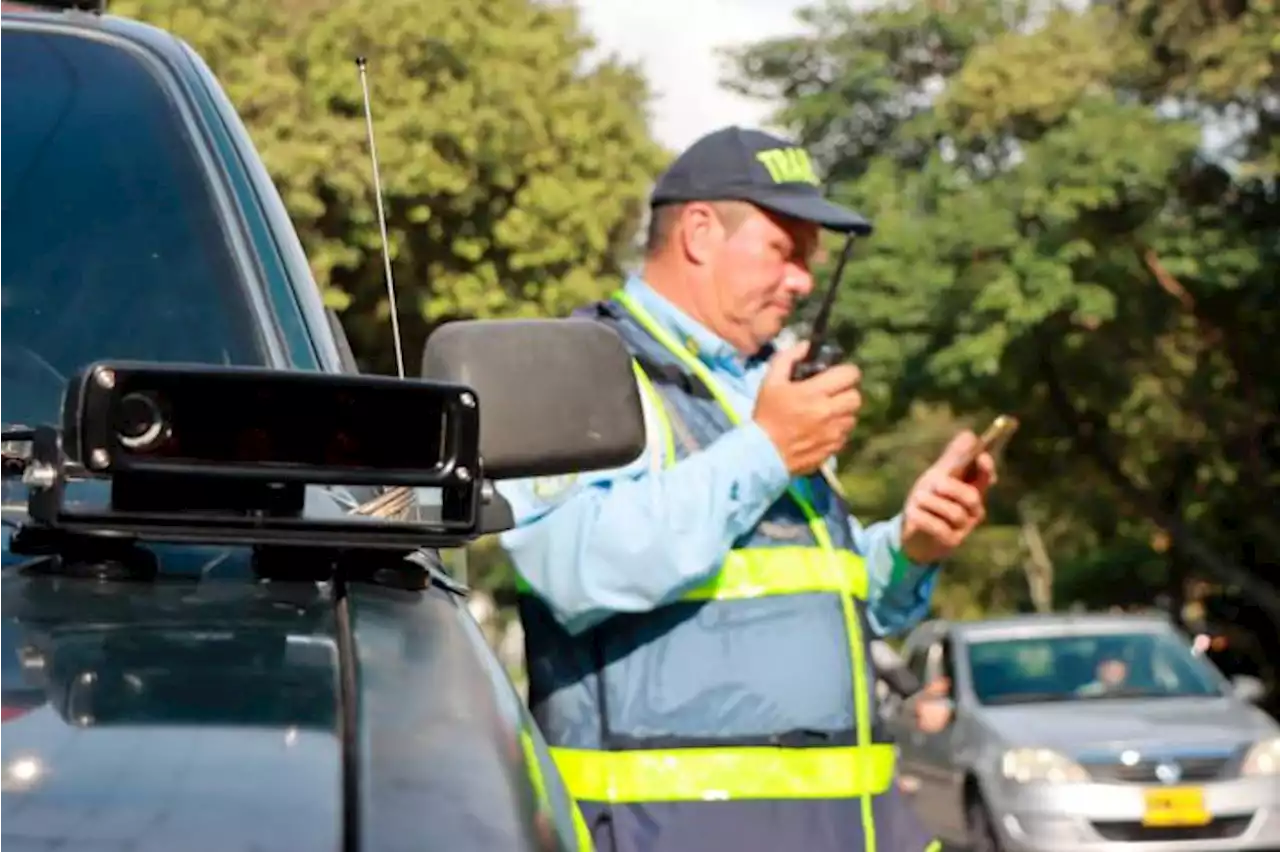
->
1001;747;1089;783
1242;737;1280;776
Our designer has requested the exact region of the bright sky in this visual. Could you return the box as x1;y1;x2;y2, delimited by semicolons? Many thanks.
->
575;0;1238;162
575;0;813;152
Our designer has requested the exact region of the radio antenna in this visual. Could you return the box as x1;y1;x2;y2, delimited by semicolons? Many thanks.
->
790;233;856;381
356;56;406;380
804;233;854;359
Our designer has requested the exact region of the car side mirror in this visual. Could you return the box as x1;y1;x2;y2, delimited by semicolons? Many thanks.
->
421;318;647;480
1231;674;1266;704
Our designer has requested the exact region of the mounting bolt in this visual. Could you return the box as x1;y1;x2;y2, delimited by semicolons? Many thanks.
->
89;448;109;469
95;367;116;390
455;466;471;482
459;392;476;408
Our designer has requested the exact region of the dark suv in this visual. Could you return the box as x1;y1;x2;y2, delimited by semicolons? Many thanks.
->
1;5;640;851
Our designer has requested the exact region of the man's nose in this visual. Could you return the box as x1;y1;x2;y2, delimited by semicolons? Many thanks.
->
785;264;814;296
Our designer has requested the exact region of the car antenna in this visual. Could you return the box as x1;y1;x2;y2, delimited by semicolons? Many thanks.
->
356;56;407;380
350;57;414;522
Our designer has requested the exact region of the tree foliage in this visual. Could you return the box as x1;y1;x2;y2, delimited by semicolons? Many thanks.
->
115;0;668;373
725;0;1279;630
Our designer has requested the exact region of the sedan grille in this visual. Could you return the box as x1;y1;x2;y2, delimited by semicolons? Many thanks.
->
1083;755;1234;783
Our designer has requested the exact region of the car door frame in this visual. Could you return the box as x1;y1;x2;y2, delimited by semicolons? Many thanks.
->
895;629;970;841
889;627;937;795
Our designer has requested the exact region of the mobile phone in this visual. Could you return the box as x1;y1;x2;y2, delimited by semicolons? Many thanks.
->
951;414;1019;480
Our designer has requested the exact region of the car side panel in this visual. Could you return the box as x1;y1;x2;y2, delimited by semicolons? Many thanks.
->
345;581;553;852
449;590;592;851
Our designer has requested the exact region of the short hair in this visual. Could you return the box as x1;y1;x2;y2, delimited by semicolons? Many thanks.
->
644;200;754;257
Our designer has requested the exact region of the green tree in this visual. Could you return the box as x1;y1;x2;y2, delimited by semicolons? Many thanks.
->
725;0;1279;626
114;0;668;373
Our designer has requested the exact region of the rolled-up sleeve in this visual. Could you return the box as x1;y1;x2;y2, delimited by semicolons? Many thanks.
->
848;513;940;638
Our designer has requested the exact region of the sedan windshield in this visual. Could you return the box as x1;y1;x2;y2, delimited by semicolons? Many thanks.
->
967;630;1226;705
1;25;266;431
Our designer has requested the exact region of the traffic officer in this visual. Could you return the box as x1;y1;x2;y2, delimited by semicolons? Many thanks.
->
496;126;995;852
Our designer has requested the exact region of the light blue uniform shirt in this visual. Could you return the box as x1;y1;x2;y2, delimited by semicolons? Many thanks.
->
496;276;939;637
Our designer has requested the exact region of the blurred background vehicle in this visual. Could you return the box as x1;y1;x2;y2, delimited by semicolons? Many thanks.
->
886;612;1280;852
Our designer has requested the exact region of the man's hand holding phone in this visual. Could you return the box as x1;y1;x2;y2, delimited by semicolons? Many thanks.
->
899;420;1009;565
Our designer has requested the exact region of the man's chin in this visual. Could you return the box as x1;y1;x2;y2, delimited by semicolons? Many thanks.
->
753;322;790;353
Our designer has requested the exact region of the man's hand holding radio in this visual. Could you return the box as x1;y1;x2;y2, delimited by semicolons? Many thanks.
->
753;343;862;475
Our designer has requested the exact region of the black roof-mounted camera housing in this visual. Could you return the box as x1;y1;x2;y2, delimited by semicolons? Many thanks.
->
10;361;487;553
6;317;652;559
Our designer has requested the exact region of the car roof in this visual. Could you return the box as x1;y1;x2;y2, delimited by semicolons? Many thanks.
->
913;611;1178;645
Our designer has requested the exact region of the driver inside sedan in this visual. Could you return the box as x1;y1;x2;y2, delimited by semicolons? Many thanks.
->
1075;642;1131;695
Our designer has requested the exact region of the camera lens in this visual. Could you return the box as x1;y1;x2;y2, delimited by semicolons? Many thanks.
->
115;392;166;451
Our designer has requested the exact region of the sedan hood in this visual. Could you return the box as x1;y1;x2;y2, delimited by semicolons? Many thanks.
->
979;696;1279;753
2;568;343;852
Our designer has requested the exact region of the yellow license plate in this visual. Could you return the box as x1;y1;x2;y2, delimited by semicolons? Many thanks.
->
1142;787;1211;827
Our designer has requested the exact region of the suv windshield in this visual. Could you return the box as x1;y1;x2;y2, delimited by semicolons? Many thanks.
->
1;25;265;430
967;630;1226;705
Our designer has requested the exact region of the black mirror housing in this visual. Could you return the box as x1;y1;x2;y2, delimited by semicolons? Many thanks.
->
421;318;646;480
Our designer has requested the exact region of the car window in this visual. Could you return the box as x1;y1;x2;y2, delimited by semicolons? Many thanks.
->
965;630;1227;705
1;27;266;430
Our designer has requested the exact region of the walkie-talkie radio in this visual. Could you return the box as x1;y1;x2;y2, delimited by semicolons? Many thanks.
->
790;234;857;381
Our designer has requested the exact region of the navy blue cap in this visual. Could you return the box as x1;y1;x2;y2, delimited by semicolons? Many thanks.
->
650;126;872;236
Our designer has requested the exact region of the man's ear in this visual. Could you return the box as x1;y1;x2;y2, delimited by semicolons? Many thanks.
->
678;203;723;266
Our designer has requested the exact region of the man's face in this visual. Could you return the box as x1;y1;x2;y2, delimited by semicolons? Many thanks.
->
1098;658;1127;686
697;204;821;354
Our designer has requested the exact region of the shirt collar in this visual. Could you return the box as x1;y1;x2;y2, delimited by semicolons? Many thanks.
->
621;276;775;376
